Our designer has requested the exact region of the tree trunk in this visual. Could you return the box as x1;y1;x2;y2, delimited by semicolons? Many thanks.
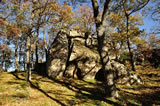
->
15;40;19;72
97;25;119;97
35;37;38;64
2;51;5;72
45;49;48;61
126;14;136;71
5;56;9;72
43;26;48;61
23;51;26;71
91;0;118;97
0;55;2;72
19;42;22;70
31;51;34;69
5;40;10;72
4;54;7;72
26;36;31;81
45;29;50;61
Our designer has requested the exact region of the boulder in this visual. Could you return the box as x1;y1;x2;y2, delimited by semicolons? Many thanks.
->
111;60;143;85
46;30;143;85
46;30;101;79
65;41;101;79
46;31;68;78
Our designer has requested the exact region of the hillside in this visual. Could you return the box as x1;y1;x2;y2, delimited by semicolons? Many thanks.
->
0;65;160;106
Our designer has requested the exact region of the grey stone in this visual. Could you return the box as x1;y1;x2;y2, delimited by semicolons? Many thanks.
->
46;30;143;86
46;32;68;78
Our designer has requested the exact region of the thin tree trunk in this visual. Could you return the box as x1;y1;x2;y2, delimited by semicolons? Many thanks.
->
26;2;34;81
5;55;9;72
0;64;2;72
31;51;34;69
4;53;7;72
123;0;150;71
19;42;22;70
43;26;47;61
2;51;5;72
126;14;136;71
23;50;26;71
5;40;10;72
45;29;50;61
43;26;45;44
26;36;31;81
15;40;19;72
35;36;38;64
0;55;2;72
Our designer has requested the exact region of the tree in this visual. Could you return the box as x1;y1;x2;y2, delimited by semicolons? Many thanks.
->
67;0;148;97
74;5;95;47
151;0;160;21
0;0;21;72
149;0;160;35
74;5;94;31
122;0;150;71
107;12;146;63
148;33;160;49
90;0;123;97
0;43;12;72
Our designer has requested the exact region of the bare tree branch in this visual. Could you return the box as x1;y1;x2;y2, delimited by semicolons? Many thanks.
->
91;0;100;24
101;0;111;24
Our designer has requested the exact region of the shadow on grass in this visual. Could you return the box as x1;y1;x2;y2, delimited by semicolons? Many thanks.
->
29;81;66;106
148;79;160;82
7;81;22;85
142;73;160;78
11;72;66;106
12;72;160;105
12;71;122;105
47;76;122;106
120;87;160;105
11;72;25;81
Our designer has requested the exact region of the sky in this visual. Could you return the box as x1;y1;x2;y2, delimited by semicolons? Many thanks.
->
139;15;155;33
140;1;159;35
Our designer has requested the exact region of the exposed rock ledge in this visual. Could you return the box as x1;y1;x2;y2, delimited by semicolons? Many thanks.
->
46;30;143;85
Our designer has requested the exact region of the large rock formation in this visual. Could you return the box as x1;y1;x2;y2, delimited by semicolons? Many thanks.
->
46;30;143;86
46;31;68;78
65;41;101;79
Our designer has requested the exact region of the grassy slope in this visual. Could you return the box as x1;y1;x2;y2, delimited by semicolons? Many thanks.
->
0;65;160;106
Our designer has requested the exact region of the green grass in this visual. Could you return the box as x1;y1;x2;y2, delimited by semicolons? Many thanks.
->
0;65;160;106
